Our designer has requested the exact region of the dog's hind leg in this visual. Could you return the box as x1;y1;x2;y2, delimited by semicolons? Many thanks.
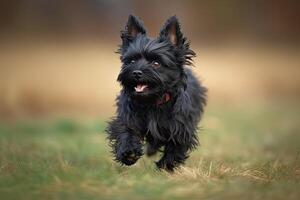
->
155;143;189;172
145;135;162;157
145;143;158;156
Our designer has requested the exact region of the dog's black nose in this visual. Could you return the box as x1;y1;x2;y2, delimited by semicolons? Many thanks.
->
132;70;143;79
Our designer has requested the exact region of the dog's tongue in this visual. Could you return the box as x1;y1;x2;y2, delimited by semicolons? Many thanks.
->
135;84;148;92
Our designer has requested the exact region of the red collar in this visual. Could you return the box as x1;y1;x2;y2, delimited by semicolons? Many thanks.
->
156;93;171;106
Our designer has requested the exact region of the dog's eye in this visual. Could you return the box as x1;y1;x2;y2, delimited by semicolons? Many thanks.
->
130;60;136;64
151;61;160;68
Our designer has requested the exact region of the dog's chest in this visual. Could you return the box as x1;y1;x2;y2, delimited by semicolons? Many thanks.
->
130;106;175;140
144;109;174;140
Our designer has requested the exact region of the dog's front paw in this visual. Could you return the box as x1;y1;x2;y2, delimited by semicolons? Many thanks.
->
117;145;143;166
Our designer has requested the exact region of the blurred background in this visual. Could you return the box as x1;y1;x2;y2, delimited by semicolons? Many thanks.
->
0;0;299;119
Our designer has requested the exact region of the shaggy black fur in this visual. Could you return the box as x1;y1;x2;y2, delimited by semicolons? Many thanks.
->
106;15;207;171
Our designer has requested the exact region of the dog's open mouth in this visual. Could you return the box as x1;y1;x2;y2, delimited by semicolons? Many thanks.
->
134;84;148;93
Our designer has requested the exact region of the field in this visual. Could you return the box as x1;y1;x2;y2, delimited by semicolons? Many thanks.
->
1;41;300;199
1;103;299;200
1;2;300;199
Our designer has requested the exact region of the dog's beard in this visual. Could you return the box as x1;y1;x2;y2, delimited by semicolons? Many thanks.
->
118;68;166;102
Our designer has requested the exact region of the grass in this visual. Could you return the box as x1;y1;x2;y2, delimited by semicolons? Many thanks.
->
0;103;300;200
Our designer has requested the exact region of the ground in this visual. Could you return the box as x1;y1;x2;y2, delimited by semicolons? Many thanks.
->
0;103;299;200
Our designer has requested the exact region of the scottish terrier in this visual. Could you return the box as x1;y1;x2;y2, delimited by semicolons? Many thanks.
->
106;15;206;171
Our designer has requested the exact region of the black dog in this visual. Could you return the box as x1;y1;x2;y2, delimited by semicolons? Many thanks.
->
106;15;206;171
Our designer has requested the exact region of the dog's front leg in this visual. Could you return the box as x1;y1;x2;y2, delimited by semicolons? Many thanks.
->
107;118;143;166
115;132;143;166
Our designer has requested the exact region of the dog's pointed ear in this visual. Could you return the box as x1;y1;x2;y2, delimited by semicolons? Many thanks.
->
121;15;146;45
159;16;183;46
126;15;146;37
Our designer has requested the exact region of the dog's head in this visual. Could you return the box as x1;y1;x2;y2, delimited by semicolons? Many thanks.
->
117;15;195;103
